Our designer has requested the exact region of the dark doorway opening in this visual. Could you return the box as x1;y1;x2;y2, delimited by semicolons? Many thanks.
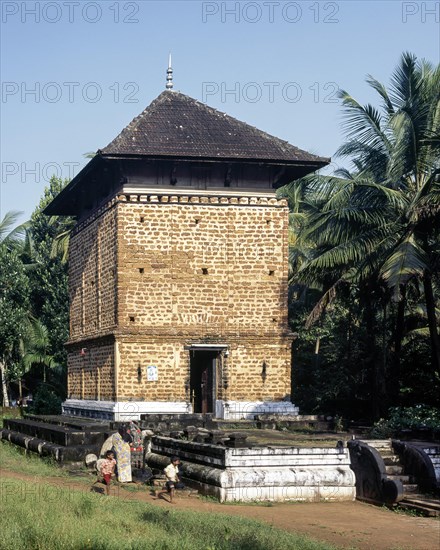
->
190;350;218;414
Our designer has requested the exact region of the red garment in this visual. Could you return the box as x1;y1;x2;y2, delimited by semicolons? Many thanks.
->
103;473;112;485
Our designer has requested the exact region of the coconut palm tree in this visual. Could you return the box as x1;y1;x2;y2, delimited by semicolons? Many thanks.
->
0;212;30;406
21;317;56;385
0;211;28;249
49;215;76;263
294;53;440;393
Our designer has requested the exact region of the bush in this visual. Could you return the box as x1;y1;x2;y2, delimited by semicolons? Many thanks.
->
29;384;62;415
370;405;440;438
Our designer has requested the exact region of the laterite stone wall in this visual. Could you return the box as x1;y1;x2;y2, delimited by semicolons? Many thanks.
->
66;193;292;403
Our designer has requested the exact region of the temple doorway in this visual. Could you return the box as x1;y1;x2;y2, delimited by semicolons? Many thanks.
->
189;350;219;414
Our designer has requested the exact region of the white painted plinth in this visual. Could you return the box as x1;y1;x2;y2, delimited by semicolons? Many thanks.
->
147;438;356;503
62;399;192;421
216;400;299;420
62;399;299;420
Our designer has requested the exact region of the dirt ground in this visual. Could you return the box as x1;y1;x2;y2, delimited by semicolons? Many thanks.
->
1;468;438;550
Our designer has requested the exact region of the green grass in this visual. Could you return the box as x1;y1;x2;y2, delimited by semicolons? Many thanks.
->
0;476;339;550
0;439;339;550
0;440;68;478
0;409;22;428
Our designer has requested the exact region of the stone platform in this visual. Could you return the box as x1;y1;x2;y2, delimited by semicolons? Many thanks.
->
146;435;356;503
0;415;110;462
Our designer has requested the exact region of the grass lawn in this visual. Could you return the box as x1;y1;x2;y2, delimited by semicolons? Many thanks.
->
0;441;339;550
0;438;68;478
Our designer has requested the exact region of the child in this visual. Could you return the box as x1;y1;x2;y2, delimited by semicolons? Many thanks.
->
100;450;116;496
156;456;184;503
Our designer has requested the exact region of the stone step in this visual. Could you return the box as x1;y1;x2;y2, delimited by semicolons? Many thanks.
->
387;474;412;483
385;465;404;475
398;496;440;517
402;484;419;494
4;418;108;447
383;455;401;465
361;440;393;451
25;414;110;430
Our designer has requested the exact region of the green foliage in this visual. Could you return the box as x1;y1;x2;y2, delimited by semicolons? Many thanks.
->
370;405;440;438
290;292;377;419
0;248;30;356
29;384;62;415
0;178;71;405
0;211;28;249
22;318;55;371
29;176;72;367
0;247;30;405
288;53;440;421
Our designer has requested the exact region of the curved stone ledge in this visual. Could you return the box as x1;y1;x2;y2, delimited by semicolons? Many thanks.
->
348;440;404;505
393;440;440;495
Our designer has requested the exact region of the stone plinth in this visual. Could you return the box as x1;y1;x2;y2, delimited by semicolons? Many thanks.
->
146;436;356;503
62;399;191;421
216;400;299;420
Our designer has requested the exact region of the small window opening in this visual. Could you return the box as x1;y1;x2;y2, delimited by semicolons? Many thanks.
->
268;270;275;276
194;218;200;225
139;268;144;274
129;316;135;323
202;268;209;275
140;216;144;223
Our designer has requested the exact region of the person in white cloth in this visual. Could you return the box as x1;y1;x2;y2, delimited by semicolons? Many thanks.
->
156;456;184;503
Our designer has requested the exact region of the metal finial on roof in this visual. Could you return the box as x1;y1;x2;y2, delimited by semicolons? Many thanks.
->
166;53;173;90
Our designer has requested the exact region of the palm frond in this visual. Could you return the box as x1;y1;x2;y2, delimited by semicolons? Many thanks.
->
389;52;419;109
0;211;27;246
305;279;347;329
380;234;428;290
366;74;395;115
338;90;392;154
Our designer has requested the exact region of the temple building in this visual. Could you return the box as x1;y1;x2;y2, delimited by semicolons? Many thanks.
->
45;64;329;420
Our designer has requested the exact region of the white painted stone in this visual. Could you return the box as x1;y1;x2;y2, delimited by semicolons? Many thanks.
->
216;400;299;420
422;446;440;484
219;485;355;503
63;398;299;420
62;399;192;421
85;453;98;468
146;443;356;503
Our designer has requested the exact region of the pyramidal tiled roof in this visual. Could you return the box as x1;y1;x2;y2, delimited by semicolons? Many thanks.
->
100;90;327;165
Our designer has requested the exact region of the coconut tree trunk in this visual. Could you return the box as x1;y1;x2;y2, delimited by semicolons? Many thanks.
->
363;287;381;421
0;360;10;407
423;270;440;375
381;299;389;411
391;286;406;404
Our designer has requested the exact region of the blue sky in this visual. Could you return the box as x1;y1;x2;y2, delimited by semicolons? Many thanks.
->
1;0;439;223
